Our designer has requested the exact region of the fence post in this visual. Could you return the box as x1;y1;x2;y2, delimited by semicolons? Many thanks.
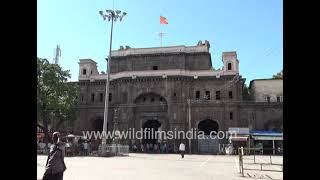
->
270;155;272;164
240;147;244;176
238;148;242;174
254;148;256;164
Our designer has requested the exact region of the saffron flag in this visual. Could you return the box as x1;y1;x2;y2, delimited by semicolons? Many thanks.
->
160;16;168;24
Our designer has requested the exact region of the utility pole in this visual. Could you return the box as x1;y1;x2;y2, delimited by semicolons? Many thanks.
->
159;32;165;47
187;99;192;154
99;9;127;156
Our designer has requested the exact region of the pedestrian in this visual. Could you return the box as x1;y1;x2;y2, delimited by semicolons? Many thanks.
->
133;144;137;152
83;141;89;156
160;143;164;154
146;143;150;152
164;143;167;154
140;143;144;153
42;132;67;180
179;142;185;158
154;143;158;153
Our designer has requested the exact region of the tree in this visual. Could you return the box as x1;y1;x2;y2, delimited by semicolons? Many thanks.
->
272;70;283;79
210;67;222;71
37;58;80;147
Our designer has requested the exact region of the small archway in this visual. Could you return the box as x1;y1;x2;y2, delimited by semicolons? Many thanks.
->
92;117;106;132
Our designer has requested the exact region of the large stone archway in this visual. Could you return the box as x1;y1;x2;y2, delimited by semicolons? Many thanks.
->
133;92;169;144
197;119;220;154
91;117;108;132
198;119;219;135
142;120;162;144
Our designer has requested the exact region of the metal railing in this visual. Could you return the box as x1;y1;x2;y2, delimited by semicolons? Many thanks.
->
238;147;283;177
98;144;129;156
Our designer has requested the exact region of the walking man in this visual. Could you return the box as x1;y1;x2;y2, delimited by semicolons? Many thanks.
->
42;132;66;180
83;141;89;156
179;141;185;158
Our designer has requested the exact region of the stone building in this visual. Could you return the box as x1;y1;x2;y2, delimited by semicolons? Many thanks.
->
73;41;283;154
249;79;283;103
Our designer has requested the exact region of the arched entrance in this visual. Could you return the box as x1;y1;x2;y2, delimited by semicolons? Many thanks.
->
198;119;219;135
92;117;105;132
197;119;220;154
142;120;161;144
134;92;168;135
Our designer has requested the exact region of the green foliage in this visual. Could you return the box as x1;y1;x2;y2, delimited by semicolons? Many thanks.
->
210;67;222;71
37;58;80;130
272;70;283;79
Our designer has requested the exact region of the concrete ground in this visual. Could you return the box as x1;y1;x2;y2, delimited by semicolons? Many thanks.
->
37;153;283;180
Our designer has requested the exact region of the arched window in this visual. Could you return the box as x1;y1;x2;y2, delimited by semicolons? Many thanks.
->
99;93;103;102
83;69;87;75
81;94;84;102
91;93;95;102
227;63;232;70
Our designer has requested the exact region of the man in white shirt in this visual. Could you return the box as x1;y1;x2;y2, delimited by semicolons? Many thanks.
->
179;142;185;158
83;141;89;156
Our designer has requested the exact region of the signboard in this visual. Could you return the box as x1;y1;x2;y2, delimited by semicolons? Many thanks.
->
228;127;250;135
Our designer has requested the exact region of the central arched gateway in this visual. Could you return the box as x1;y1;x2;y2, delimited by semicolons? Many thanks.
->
92;117;104;132
133;92;169;146
142;120;161;144
197;119;220;154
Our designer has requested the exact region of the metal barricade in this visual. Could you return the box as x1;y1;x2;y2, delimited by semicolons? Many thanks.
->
99;144;129;156
238;147;283;177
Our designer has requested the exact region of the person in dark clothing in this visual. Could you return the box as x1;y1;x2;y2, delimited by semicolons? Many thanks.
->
42;132;66;180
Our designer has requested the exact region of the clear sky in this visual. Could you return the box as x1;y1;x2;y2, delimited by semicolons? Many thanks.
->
37;0;283;85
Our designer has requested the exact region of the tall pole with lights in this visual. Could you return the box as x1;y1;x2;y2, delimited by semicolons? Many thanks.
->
187;99;192;154
99;10;127;152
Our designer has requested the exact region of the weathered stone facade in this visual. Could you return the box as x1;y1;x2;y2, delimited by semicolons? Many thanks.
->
249;79;283;102
73;41;283;154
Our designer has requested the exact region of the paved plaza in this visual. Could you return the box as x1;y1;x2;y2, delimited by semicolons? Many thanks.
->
37;153;283;180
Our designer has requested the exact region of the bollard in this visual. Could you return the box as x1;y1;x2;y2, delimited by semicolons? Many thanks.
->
254;148;256;164
240;147;244;176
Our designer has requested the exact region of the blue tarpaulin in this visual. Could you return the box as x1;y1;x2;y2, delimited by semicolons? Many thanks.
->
250;130;283;136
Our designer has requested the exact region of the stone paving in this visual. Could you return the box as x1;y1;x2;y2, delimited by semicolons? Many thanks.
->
37;153;283;180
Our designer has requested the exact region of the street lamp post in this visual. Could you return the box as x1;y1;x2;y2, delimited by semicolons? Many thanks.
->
113;108;119;155
99;9;127;155
187;99;192;154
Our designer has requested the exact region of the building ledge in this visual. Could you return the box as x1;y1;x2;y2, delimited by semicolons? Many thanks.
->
79;69;239;81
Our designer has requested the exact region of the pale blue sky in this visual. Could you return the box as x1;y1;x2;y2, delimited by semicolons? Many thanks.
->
37;0;283;84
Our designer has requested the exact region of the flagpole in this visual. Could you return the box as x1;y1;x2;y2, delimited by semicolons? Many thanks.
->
159;15;168;47
160;14;162;47
160;32;162;47
160;32;163;47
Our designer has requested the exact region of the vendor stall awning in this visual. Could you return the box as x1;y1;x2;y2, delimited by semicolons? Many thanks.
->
252;136;283;141
228;127;250;135
250;130;283;136
229;136;248;141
